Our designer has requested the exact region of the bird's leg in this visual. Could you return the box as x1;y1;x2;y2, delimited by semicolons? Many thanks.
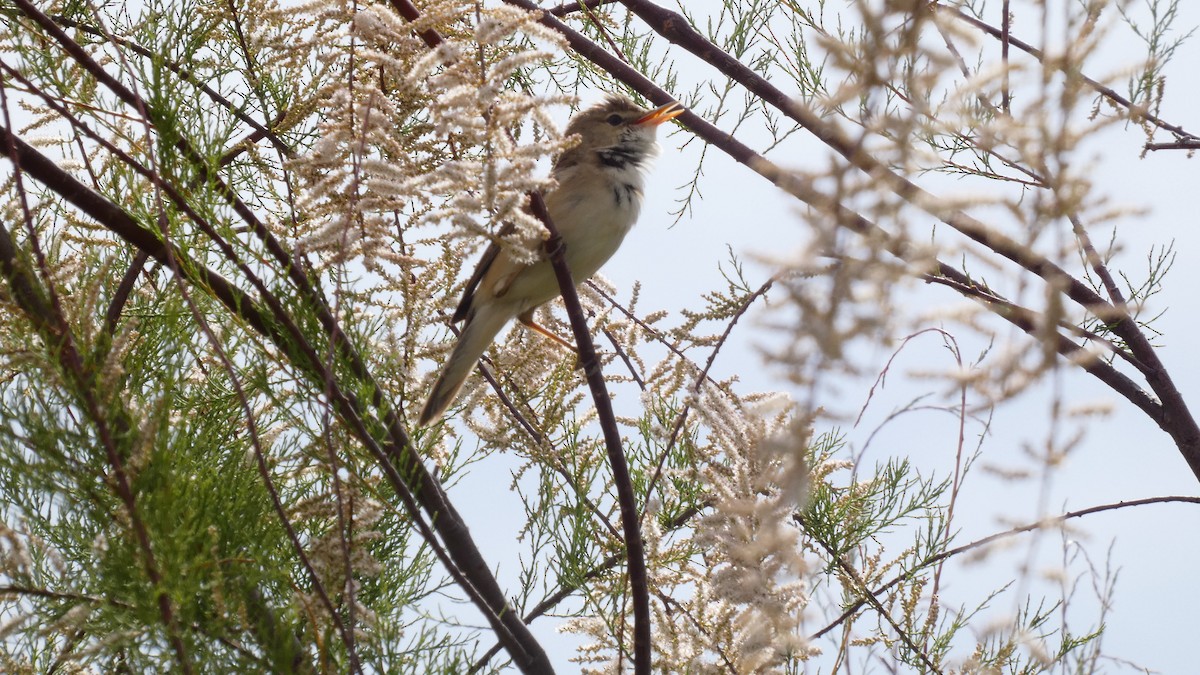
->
517;310;577;353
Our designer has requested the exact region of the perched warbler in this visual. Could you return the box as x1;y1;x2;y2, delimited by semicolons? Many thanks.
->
419;96;684;425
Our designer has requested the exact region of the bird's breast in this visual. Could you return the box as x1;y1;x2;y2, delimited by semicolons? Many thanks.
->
548;176;642;280
489;168;645;316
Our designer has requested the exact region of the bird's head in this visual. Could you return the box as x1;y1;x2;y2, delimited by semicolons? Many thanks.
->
556;95;684;172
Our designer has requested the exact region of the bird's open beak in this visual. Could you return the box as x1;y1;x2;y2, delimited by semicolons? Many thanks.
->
633;101;685;127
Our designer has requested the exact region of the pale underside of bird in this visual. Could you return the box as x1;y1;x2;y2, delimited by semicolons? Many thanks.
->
418;96;684;426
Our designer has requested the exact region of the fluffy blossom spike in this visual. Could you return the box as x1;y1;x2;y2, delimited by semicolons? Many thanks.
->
290;2;572;270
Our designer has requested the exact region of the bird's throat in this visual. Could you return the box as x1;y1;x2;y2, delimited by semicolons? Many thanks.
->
596;145;646;171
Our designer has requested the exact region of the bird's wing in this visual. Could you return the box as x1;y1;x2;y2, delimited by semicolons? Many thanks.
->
451;222;535;323
452;239;500;323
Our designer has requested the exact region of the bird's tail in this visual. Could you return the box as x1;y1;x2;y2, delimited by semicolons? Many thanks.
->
418;304;511;426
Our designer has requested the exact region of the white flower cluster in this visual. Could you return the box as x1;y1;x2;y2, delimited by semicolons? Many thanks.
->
684;388;813;671
291;1;572;270
563;385;815;672
292;485;385;635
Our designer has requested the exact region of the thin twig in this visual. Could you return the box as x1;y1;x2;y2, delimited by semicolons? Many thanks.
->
547;0;614;17
469;552;624;673
586;281;718;387
807;495;1200;640
1001;0;1011;113
602;325;646;390
1144;141;1200;151
805;526;944;673
469;346;626;541
385;0;445;48
103;249;149;335
642;276;775;526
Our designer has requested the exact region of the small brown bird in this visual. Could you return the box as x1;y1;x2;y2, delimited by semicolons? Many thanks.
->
418;96;683;425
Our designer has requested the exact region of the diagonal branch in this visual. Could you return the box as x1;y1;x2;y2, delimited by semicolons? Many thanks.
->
804;522;943;673
641;275;776;527
924;265;1165;425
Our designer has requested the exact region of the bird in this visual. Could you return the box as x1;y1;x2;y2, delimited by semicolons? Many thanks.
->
418;95;684;426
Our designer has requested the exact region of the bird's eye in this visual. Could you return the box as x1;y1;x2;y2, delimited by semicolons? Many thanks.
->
606;113;623;126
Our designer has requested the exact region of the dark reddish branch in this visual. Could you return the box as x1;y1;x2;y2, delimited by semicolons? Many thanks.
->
1145;141;1200;151
386;0;445;48
530;192;652;673
219;108;290;166
470;346;625;540
602;325;646;389
104;250;149;335
493;367;627;538
524;0;1200;480
547;0;613;16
